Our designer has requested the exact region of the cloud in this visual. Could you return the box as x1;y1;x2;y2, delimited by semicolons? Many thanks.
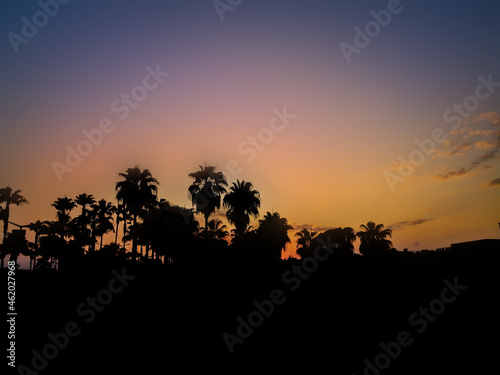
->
385;111;500;183
449;142;472;155
387;219;434;231
475;141;498;150
449;127;470;136
463;111;500;126
433;142;472;158
485;177;500;187
435;147;499;179
434;120;500;179
466;129;495;138
291;223;335;232
436;112;500;157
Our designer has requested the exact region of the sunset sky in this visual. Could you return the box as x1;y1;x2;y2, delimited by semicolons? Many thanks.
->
1;0;499;258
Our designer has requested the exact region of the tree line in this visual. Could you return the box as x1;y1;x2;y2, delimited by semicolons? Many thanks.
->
0;165;394;269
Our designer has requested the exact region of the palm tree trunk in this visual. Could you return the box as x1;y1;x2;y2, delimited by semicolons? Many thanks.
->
90;229;95;252
132;214;137;261
34;233;39;270
115;216;120;244
122;220;127;247
100;234;104;250
1;205;10;269
2;204;10;244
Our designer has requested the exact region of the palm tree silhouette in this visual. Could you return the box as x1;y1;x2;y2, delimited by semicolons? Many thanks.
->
91;199;116;250
317;227;357;255
27;220;50;269
143;202;199;264
37;225;66;270
75;193;96;218
257;211;293;259
200;219;229;241
188;165;227;231
295;228;318;259
71;194;96;252
0;187;28;268
223;180;260;236
115;166;159;261
114;203;130;246
51;197;76;239
356;221;393;256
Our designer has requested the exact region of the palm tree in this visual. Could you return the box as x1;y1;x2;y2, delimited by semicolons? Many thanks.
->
356;221;393;256
223;180;260;236
51;197;76;239
115;166;159;261
295;228;318;259
340;227;357;248
0;187;28;268
142;202;199;264
257;211;293;260
69;194;95;252
27;220;50;270
188;165;228;230
114;203;130;245
91;199;116;250
37;226;66;270
316;227;357;255
200;219;229;241
75;193;96;218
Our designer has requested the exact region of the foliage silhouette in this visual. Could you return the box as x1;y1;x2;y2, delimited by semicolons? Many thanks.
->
114;203;130;246
200;219;229;241
188;165;228;231
223;179;260;237
116;166;159;261
255;211;293;260
27;220;50;270
356;221;393;256
318;227;357;256
91;199;116;250
143;201;199;263
51;197;76;239
75;193;96;218
0;186;28;268
295;227;318;259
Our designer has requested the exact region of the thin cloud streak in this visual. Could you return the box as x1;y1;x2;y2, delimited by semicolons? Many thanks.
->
485;177;500;187
388;219;434;231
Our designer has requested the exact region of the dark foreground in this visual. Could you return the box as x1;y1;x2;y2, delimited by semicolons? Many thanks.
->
5;247;499;374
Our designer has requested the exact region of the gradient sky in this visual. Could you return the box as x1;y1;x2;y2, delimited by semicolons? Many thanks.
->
1;0;499;258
